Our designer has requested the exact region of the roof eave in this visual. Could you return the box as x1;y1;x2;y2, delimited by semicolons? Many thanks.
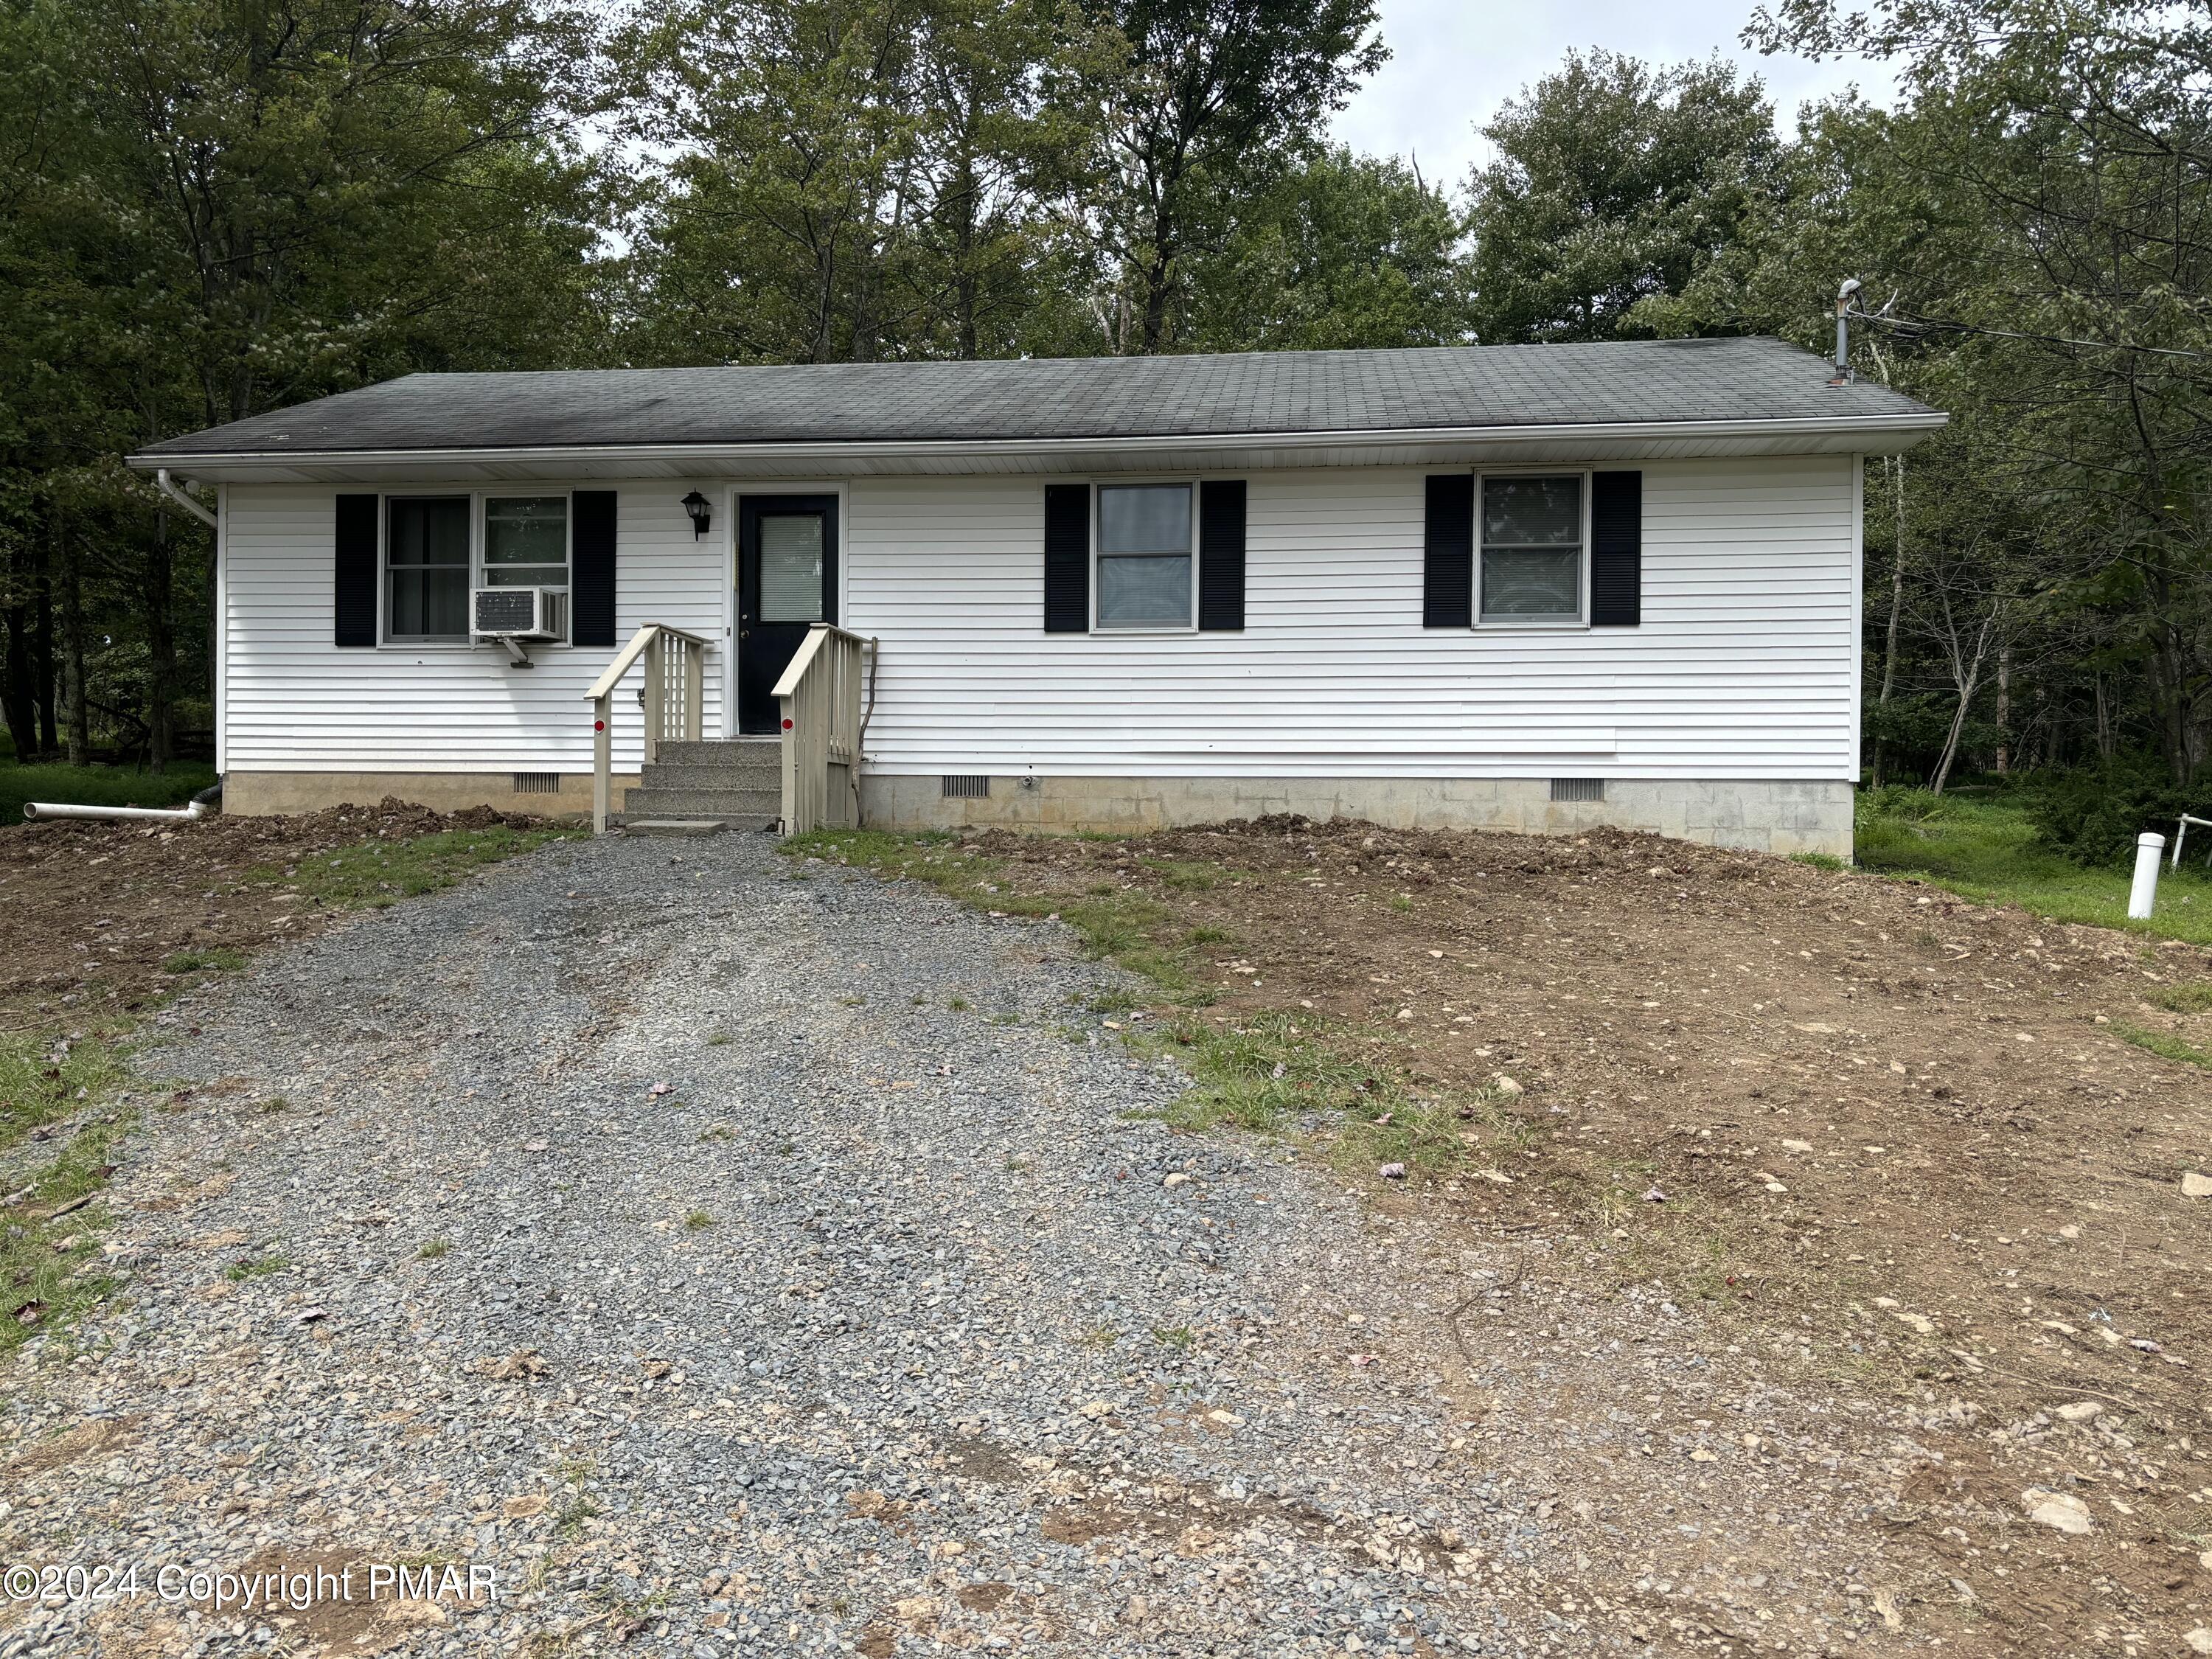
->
128;410;1950;483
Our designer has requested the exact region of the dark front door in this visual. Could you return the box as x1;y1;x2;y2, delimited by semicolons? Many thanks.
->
737;495;838;734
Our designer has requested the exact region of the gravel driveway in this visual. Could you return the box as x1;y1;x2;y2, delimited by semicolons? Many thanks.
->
3;835;1641;1658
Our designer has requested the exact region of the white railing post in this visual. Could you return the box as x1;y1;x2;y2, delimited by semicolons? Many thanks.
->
591;692;612;833
582;623;715;834
641;630;664;766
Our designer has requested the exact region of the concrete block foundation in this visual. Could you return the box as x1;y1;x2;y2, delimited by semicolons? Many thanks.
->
221;771;634;820
859;775;1854;858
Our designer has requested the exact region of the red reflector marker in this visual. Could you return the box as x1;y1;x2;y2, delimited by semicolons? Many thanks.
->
594;720;605;731
782;718;794;731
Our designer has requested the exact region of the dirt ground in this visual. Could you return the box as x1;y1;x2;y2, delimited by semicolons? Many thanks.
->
957;816;2212;1656
9;807;2211;1654
0;801;545;1029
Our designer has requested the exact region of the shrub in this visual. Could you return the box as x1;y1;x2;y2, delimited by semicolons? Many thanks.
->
2027;765;2212;867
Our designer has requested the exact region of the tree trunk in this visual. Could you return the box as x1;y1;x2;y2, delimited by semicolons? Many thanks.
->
1993;644;2011;774
148;507;176;773
58;524;88;766
0;587;32;762
1871;457;1906;789
31;542;55;758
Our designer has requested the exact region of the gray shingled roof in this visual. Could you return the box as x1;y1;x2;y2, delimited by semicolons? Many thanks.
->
137;338;1935;458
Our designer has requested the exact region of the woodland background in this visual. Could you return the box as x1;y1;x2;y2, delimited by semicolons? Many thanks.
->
3;0;2208;860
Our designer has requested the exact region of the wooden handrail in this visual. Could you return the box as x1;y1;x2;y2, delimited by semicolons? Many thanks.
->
586;622;711;832
769;623;866;700
776;624;876;834
584;622;712;704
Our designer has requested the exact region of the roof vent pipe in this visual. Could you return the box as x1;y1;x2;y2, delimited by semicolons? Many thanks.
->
1832;279;1862;384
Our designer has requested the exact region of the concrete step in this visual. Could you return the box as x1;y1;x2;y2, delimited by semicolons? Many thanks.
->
639;759;780;791
622;785;780;822
622;818;730;837
654;738;779;766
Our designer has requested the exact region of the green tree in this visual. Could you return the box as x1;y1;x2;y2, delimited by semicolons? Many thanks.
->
1182;147;1470;351
622;0;1101;364
1465;50;1782;344
1074;0;1387;353
1745;0;2212;782
0;0;613;766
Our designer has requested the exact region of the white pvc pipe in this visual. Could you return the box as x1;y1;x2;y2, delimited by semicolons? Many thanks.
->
24;799;208;824
2129;832;2165;920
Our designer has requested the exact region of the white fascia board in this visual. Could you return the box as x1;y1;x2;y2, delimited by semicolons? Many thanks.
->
129;410;1949;484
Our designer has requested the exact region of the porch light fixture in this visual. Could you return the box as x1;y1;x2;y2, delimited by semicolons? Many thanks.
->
681;490;712;539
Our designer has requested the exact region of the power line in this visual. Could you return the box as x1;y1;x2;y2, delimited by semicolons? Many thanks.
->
1855;306;2212;361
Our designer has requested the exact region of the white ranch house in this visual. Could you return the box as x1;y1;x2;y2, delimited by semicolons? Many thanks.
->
131;340;1944;855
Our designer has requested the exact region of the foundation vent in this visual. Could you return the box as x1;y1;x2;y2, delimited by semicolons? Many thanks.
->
941;774;990;799
512;772;562;795
1550;777;1605;803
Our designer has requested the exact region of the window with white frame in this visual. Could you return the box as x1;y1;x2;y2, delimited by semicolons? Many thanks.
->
1096;482;1194;629
484;495;571;593
385;496;471;641
1480;474;1585;624
383;494;571;644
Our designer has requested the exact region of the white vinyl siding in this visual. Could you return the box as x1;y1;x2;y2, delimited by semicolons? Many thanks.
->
843;458;1857;781
218;454;1857;785
220;485;725;772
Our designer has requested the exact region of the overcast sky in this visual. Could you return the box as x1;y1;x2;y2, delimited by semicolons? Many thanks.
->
1332;0;1896;184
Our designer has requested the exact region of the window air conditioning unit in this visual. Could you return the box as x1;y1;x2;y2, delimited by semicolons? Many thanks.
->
472;587;568;641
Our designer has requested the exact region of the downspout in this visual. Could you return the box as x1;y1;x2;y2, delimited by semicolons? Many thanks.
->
154;469;218;529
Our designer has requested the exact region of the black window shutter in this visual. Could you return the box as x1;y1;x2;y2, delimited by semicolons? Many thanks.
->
334;494;378;647
1590;470;1642;627
571;490;618;647
1198;479;1246;631
1422;475;1473;627
1043;483;1090;633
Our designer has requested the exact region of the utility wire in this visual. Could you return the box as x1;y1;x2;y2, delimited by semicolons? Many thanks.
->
1855;307;2212;361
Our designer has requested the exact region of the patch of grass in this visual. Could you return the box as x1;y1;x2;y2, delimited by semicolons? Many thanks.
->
0;1031;128;1155
0;759;216;828
1138;858;1222;891
1789;851;1848;872
2112;1021;2212;1071
224;1251;289;1281
1077;1324;1119;1349
258;824;577;911
0;1110;132;1353
1150;1324;1197;1351
684;1208;712;1231
947;995;970;1012
416;1238;450;1260
1857;788;2212;943
161;946;246;975
1183;925;1233;945
2147;981;2212;1013
706;1031;734;1046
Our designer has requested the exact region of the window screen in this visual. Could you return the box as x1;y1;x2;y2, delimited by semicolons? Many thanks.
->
1096;484;1192;629
1481;476;1583;622
484;496;568;591
386;496;470;639
759;513;825;623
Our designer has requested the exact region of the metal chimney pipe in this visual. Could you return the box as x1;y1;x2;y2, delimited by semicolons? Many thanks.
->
1833;279;1863;381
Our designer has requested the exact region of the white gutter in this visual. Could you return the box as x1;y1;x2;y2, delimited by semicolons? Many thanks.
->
153;469;219;527
125;410;1950;476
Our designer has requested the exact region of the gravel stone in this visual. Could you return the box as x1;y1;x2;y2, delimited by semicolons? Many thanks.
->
0;835;1624;1656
